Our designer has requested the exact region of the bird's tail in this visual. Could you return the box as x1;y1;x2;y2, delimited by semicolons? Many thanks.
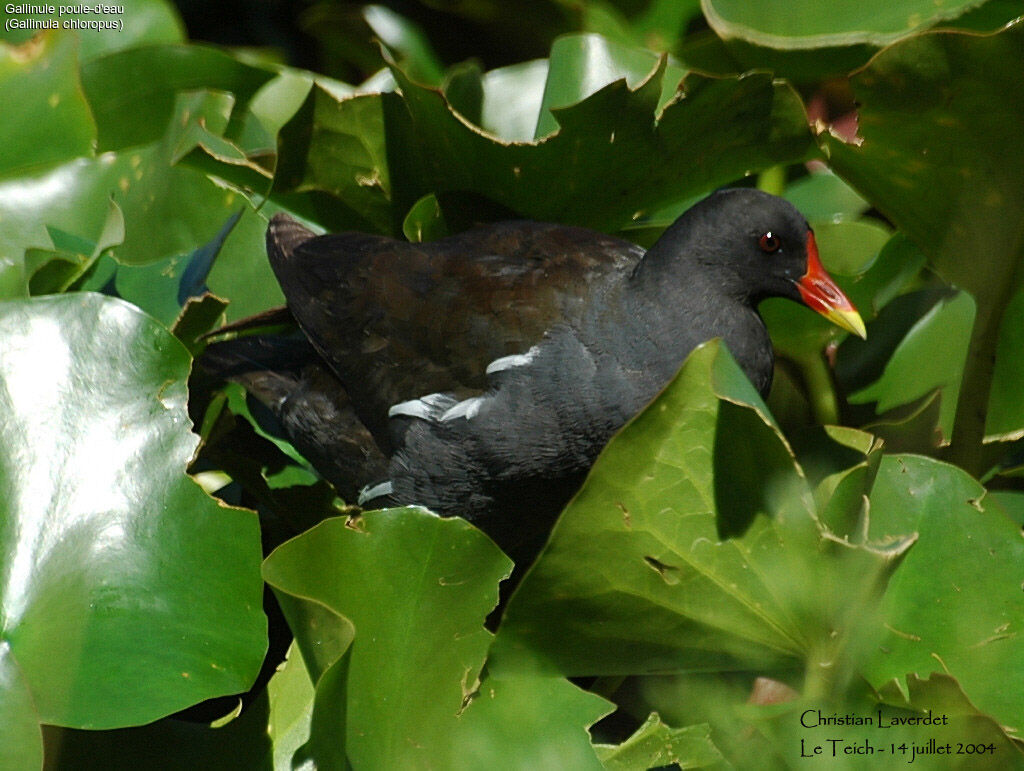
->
266;213;316;267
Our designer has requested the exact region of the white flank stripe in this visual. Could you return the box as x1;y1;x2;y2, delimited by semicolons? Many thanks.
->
441;396;484;422
485;345;540;375
358;480;394;505
388;392;456;421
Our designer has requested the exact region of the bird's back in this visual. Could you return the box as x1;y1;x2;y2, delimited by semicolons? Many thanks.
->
266;215;644;441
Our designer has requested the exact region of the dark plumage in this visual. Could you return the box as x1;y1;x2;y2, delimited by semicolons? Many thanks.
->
203;189;863;560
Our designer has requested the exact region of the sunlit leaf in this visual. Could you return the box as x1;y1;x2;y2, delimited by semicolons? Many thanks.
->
0;33;94;177
594;713;723;770
264;509;610;769
0;294;266;730
702;0;996;48
492;341;906;681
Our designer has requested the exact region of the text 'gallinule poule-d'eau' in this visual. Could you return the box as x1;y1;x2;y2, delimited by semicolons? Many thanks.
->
203;188;864;560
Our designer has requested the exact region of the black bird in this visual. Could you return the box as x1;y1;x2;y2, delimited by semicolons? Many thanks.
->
204;189;863;559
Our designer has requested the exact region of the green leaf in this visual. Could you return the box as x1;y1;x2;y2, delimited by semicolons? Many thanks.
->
273;88;394;234
0;91;260;280
42;697;274;770
0;644;42;771
811;220;891;276
363;4;444;86
475;58;551;143
171;293;230;355
27;197;124;296
873;673;1024;758
204;206;288;322
0;1;185;59
0;294;266;730
264;509;510;767
783;170;870;223
702;0;993;48
264;509;610;768
534;33;684;138
81;43;276;152
274;35;814;236
298;626;354;771
865;456;1024;728
580;0;703;54
380;48;815;232
267;642;315;770
849;291;975;444
940;0;1024;32
446;674;610;770
0;32;95;177
402;193;449;242
492;340;833;677
594;713;724;770
844;232;928;320
984;490;1024;527
823;21;1024;469
985;289;1024;441
111;206;241;327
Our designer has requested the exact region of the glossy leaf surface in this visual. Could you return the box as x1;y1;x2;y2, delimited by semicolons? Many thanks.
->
0;294;266;731
703;0;993;48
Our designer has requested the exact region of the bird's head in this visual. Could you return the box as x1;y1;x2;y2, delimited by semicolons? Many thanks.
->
647;188;866;339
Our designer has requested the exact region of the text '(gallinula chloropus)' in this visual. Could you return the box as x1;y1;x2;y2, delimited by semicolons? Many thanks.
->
205;188;864;559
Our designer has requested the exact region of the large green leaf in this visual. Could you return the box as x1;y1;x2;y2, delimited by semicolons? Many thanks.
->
384;54;816;232
578;0;703;55
41;698;274;770
783;170;869;223
81;43;276;152
272;88;395;234
0;294;266;731
470;58;550;143
276;34;815;236
263;509;610;769
702;0;993;48
638;670;1023;769
823;21;1024;469
492;340;907;684
363;4;444;86
266;642;315;770
864;456;1024;728
446;673;610;770
0;90;262;285
0;0;184;59
0;33;94;177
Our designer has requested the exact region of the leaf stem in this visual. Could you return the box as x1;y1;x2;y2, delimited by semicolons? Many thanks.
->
757;166;787;197
798;352;840;426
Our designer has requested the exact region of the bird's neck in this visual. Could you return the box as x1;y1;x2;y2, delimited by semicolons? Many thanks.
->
621;255;774;394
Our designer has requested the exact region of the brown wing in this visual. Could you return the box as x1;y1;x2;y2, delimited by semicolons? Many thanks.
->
266;214;643;436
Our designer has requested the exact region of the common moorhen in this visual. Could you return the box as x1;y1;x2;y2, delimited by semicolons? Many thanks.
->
205;188;863;558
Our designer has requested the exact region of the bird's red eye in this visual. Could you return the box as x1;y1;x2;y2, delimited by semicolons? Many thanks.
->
759;232;781;253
